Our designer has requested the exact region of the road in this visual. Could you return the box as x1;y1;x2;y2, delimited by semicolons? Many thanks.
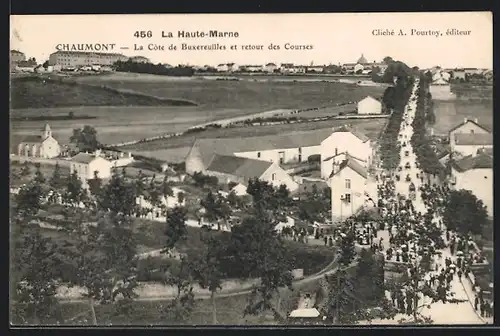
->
368;77;487;325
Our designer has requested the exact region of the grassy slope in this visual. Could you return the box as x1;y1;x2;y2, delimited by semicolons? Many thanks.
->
10;77;196;109
74;76;386;110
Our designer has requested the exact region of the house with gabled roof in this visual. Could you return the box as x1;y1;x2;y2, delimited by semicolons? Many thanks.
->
450;152;493;217
205;154;298;192
70;150;113;186
451;132;493;157
328;158;369;222
449;117;491;149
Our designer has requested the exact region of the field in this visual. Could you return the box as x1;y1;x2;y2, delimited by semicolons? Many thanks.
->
11;73;386;147
432;100;493;135
74;73;386;110
124;118;388;163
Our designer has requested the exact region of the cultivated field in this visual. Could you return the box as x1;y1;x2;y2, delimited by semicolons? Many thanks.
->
11;72;386;147
10;106;268;146
74;73;386;110
432;100;493;135
127;118;388;163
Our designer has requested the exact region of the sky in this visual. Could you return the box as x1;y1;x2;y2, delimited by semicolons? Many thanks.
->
10;12;493;69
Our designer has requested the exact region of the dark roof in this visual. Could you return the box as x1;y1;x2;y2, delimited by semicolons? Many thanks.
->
51;51;125;57
436;149;451;160
206;154;273;180
19;135;43;144
451;153;493;172
330;158;368;179
448;119;491;134
11;50;24;54
455;133;493;146
323;151;367;163
187;128;336;170
71;153;99;164
266;63;277;66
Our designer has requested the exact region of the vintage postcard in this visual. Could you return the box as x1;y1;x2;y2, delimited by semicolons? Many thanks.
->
10;12;493;326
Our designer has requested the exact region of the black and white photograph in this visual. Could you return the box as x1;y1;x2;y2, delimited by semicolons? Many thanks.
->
9;12;493;326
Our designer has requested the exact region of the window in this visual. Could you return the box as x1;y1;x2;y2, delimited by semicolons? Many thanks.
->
257;152;261;158
345;179;351;189
470;129;474;134
272;173;276;181
344;193;351;203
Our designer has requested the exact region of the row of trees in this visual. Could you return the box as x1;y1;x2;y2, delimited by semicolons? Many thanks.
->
410;74;445;177
113;60;195;77
378;73;415;171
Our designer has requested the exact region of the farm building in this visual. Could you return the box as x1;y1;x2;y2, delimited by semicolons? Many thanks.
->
17;123;61;159
448;118;491;147
320;126;372;179
205;154;299;192
280;63;294;73
450;152;493;217
357;96;382;115
452;69;467;80
451;133;493;157
322;152;367;180
329;157;370;223
239;65;263;72
306;65;325;73
70;150;113;185
265;63;278;73
429;74;455;100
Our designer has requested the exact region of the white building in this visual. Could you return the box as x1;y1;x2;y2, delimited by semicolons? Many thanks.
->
239;65;263;72
17;124;61;159
430;76;455;100
357;96;382;115
320;126;372;179
205;154;299;192
70;150;113;186
216;63;228;72
307;65;325;73
329;158;369;222
450;152;493;217
448;118;491;147
265;63;278;73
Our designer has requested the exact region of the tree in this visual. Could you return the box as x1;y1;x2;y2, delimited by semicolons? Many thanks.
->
87;171;102;197
42;60;49;68
69;125;100;152
33;165;46;185
11;180;63;324
338;229;356;267
61;170;139;325
200;191;231;231
65;171;84;205
49;163;65;190
442;189;488;235
20;162;31;177
355;249;384;303
189;233;226;324
162;176;174;197
383;56;394;64
229;207;293;321
164;206;188;251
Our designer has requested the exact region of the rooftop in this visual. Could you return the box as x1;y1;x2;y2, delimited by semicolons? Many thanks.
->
452;153;493;172
454;133;493;146
19;135;43;144
449;119;491;134
70;152;108;164
330;158;368;179
206;154;273;181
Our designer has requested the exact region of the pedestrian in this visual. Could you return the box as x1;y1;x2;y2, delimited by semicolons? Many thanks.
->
324;236;328;246
328;237;333;247
480;301;486;317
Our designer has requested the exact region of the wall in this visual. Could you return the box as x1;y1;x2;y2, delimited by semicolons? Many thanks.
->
320;133;371;179
330;167;366;222
40;137;61;159
449;122;490;150
185;149;206;174
110;157;135;167
10;155;71;167
234;145;320;165
358;99;382;115
452;168;493;217
430;84;456;100
260;163;299;192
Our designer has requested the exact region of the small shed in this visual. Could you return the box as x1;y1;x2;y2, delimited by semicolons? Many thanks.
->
357;96;382;115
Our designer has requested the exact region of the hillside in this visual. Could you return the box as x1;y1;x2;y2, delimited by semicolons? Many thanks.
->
10;76;197;109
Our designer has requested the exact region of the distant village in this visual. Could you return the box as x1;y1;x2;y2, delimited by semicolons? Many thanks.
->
10;49;493;82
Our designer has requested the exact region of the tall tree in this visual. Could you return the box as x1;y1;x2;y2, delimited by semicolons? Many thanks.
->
69;125;100;152
65;170;84;206
33;164;46;185
49;163;65;190
20;162;31;177
442;189;488;235
230;206;293;321
189;232;226;324
87;171;102;197
11;180;63;324
338;229;356;267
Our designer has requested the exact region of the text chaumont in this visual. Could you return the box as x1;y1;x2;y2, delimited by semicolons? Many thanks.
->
162;31;240;38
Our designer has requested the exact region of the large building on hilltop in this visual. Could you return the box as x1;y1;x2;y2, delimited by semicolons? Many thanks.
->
48;51;129;67
342;54;388;74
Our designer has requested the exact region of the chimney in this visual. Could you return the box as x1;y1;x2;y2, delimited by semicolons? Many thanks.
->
474;118;478;123
464;117;468;123
332;160;340;175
